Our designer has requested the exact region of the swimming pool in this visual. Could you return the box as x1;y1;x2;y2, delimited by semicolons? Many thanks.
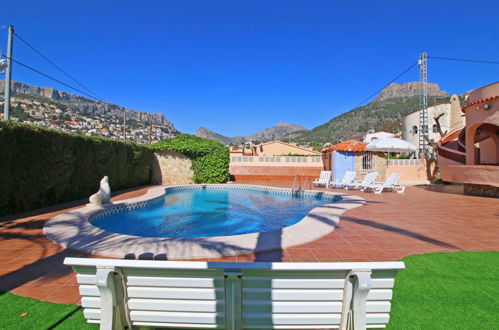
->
45;185;363;259
91;187;339;238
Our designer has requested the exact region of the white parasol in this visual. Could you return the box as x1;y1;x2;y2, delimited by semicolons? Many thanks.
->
365;138;417;153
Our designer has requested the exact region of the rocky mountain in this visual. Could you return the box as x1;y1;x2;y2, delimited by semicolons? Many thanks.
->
284;82;454;145
0;80;175;129
247;122;306;142
195;127;245;145
373;82;447;103
195;122;307;145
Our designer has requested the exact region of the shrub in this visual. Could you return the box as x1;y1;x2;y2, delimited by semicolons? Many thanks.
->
152;134;229;184
0;121;153;217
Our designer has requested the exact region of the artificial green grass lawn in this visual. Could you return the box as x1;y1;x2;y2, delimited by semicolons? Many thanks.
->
387;251;499;329
0;251;497;329
0;290;97;330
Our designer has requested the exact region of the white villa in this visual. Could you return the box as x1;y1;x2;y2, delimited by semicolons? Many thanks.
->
402;94;464;148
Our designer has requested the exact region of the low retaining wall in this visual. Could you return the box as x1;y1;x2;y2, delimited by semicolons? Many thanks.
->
229;165;323;184
464;184;499;198
151;150;194;185
386;159;434;185
441;164;499;188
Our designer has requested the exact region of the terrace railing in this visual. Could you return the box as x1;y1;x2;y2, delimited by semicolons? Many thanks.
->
230;155;323;167
387;159;423;166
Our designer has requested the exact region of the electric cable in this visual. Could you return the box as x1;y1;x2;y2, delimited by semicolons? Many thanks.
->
1;54;104;102
354;62;418;108
14;32;104;100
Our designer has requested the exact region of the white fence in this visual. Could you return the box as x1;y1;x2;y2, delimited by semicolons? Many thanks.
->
387;159;422;166
230;155;323;167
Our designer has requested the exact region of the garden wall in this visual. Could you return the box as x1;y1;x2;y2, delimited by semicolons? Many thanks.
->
0;121;153;217
151;150;194;185
152;134;229;184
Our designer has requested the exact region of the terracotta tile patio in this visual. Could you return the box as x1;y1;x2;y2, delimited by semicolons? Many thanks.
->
0;183;497;304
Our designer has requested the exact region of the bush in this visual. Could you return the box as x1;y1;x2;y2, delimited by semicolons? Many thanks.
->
152;134;229;184
0;121;153;217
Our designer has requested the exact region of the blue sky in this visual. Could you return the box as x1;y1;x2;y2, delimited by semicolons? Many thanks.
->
1;0;499;135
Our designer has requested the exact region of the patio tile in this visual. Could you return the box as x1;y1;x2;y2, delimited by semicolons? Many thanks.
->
11;285;60;301
316;257;344;262
1;184;498;305
2;259;39;270
310;248;344;259
26;271;75;287
289;257;318;262
44;286;81;304
286;248;316;259
333;248;368;260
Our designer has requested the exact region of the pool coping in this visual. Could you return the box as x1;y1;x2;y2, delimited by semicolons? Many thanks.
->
43;184;366;259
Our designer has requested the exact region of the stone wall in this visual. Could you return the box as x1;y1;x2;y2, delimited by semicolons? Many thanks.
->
353;152;387;181
151;150;194;185
464;184;499;198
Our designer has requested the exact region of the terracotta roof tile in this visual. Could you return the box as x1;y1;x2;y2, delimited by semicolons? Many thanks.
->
462;95;499;112
439;127;464;145
322;140;367;152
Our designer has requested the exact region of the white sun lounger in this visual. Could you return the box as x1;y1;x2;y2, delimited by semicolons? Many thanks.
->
331;171;356;188
363;173;406;194
313;170;332;188
346;172;379;190
65;257;404;330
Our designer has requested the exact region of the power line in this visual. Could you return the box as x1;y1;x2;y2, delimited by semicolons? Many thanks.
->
354;62;418;108
14;32;104;100
1;54;104;102
428;56;499;65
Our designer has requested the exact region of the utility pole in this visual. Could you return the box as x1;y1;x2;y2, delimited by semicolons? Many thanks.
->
418;52;428;157
148;114;152;144
123;109;126;141
3;25;14;120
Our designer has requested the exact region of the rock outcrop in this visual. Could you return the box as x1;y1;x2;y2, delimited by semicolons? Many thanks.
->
373;82;447;103
195;127;245;145
195;122;307;145
0;80;175;128
246;122;306;142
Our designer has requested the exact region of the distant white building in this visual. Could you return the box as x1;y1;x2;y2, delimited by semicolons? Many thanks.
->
363;131;395;143
402;95;464;147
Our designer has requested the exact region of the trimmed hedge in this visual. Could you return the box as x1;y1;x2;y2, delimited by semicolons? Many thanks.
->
152;134;229;184
0;121;153;217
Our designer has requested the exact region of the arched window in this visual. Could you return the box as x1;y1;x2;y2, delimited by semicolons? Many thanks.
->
432;124;438;133
412;125;418;134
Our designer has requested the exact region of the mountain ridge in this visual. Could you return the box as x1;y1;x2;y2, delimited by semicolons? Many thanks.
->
283;81;456;145
195;122;307;145
0;80;174;127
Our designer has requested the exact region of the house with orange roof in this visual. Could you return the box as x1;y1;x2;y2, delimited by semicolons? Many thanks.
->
229;141;323;184
438;82;499;197
322;140;388;182
230;140;320;157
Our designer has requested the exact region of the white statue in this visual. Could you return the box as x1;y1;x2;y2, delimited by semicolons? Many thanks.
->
89;176;111;205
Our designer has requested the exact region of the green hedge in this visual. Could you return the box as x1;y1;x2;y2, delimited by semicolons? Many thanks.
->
0;121;154;217
152;134;229;184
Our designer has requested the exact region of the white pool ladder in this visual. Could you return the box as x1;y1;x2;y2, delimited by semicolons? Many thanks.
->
292;175;312;193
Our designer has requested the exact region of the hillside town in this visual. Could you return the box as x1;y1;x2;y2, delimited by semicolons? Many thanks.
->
0;94;176;143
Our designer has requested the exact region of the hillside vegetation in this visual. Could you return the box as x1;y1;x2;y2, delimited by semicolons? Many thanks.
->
285;95;451;145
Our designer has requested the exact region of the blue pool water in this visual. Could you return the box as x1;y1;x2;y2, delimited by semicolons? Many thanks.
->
91;188;336;238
